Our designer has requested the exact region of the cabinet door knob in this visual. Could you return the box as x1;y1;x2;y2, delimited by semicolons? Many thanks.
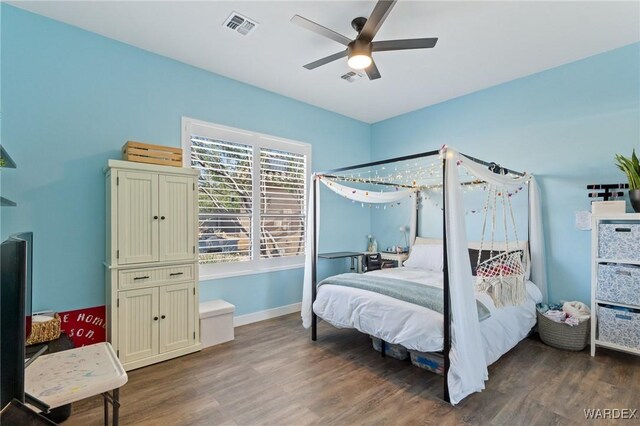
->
161;315;166;319
161;216;166;220
153;316;159;321
153;216;158;220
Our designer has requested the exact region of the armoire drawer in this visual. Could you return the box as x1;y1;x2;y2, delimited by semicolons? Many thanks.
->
118;264;195;289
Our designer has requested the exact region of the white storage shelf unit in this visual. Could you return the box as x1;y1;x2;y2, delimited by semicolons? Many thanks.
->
591;213;640;357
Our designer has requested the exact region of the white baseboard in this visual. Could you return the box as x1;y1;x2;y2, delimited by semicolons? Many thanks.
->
234;302;301;327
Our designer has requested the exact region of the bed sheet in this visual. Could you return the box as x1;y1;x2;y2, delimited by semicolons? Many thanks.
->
313;267;543;366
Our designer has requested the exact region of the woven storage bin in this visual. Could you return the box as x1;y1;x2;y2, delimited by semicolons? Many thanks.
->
537;311;589;351
122;141;182;167
26;313;61;346
598;223;640;261
598;305;640;350
371;336;409;360
597;263;640;306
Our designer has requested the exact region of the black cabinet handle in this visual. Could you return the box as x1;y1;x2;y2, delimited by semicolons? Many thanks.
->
153;316;158;321
169;272;184;276
134;276;150;281
153;216;158;220
161;315;166;319
615;227;631;232
161;216;166;220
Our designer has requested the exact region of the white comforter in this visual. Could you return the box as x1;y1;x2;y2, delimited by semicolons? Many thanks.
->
313;267;543;366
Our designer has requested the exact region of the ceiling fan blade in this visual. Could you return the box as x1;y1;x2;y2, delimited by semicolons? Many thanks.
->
303;50;348;70
358;0;397;42
291;15;352;46
365;59;381;80
372;38;438;52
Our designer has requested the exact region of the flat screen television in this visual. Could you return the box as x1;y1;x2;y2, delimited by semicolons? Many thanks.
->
10;232;33;340
1;232;33;407
0;237;28;407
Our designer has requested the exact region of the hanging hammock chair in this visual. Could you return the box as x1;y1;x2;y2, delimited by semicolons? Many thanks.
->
475;183;527;307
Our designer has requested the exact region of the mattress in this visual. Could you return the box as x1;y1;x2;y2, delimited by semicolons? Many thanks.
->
313;267;543;366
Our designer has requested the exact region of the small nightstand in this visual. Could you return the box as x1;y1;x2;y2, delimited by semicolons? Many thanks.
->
379;252;409;267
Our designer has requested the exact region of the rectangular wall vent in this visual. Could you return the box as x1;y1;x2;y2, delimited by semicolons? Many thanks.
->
340;71;364;83
223;12;258;36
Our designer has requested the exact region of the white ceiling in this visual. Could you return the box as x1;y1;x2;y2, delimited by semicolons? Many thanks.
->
10;1;640;123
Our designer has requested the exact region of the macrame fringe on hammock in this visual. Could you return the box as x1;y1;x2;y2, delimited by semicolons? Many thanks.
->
474;183;526;307
475;252;526;307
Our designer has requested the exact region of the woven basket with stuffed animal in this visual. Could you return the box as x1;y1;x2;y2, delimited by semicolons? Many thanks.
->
537;302;591;351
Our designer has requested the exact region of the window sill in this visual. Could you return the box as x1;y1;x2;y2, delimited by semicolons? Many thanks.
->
199;262;305;281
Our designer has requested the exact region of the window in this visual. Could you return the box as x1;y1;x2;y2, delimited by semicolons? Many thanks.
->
183;118;310;279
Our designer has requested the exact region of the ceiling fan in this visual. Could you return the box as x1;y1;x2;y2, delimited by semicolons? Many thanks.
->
291;0;438;80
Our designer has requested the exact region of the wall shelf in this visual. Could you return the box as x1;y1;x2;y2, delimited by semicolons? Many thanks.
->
0;145;17;207
0;145;17;169
0;197;17;207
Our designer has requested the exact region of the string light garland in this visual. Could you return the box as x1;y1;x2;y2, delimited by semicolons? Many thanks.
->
319;155;531;212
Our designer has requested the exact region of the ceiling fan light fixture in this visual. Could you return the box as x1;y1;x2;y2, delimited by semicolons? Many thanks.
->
347;40;372;70
293;0;438;80
348;54;372;70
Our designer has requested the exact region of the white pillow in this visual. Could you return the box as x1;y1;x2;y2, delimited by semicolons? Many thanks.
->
413;236;442;246
403;244;443;271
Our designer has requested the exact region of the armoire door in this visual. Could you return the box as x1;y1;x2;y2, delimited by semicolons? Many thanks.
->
158;175;195;262
118;287;159;364
159;282;195;353
117;171;159;264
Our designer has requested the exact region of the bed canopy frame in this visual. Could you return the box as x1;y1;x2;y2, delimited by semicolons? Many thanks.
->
304;146;547;404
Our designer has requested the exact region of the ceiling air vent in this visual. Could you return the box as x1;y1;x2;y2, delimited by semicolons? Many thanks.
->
223;12;258;36
340;71;364;83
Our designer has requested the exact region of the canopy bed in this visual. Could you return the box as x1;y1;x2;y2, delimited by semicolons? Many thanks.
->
301;146;547;405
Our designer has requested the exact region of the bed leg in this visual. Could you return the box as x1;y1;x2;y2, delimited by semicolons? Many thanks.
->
311;313;317;341
381;340;386;358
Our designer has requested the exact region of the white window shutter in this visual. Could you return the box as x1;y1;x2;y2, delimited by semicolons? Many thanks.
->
259;148;306;259
190;137;253;264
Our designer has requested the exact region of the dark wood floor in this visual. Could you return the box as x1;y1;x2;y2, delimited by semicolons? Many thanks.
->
67;313;640;425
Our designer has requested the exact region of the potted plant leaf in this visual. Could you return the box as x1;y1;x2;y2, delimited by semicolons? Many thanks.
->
615;149;640;213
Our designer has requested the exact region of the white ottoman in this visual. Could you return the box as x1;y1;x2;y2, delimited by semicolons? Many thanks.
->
199;300;235;348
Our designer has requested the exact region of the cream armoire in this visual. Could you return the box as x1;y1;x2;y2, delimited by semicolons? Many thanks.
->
105;160;201;371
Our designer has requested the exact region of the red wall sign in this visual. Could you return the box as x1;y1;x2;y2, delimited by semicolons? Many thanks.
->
58;305;106;347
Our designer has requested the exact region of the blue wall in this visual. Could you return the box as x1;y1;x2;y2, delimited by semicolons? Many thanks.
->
0;5;371;315
371;42;640;304
2;5;638;314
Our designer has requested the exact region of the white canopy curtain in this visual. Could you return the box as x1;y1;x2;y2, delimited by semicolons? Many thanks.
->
319;176;416;203
302;175;319;330
444;147;547;403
